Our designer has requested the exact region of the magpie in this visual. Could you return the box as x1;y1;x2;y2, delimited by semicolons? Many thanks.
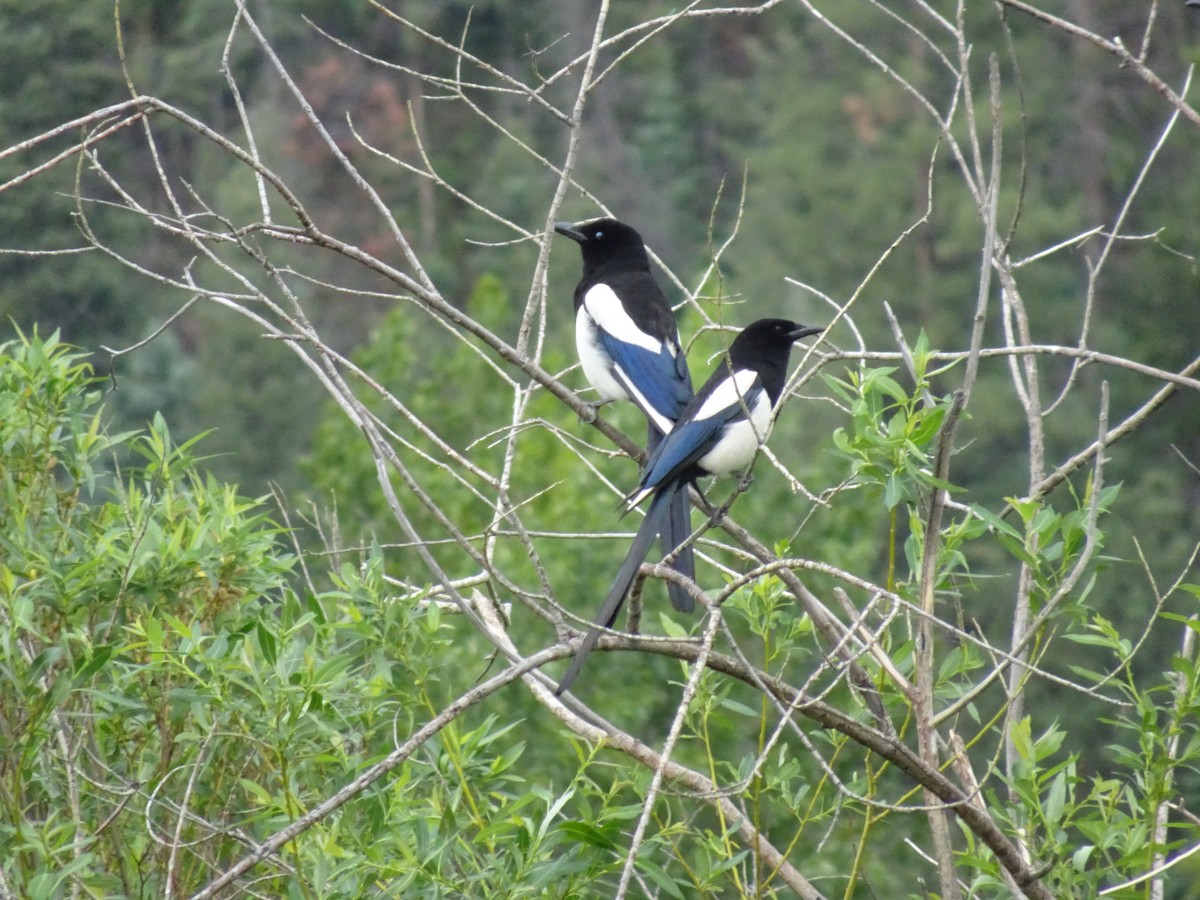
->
556;318;824;695
555;217;697;614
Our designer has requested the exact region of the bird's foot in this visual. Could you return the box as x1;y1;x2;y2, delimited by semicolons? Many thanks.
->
578;398;612;424
707;499;733;527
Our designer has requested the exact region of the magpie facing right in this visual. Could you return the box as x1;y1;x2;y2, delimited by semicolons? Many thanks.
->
555;217;696;614
556;318;824;695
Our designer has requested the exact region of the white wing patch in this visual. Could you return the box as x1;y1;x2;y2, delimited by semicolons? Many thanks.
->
576;286;678;431
581;284;664;353
694;370;762;421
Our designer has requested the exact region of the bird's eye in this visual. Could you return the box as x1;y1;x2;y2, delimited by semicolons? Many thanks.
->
594;230;605;240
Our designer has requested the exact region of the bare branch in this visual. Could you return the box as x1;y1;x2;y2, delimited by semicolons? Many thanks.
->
998;0;1200;129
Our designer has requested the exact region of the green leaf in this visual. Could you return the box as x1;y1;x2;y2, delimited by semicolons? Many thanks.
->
637;857;686;899
558;820;618;851
1011;717;1034;762
1044;771;1067;827
659;612;689;640
719;697;761;718
256;619;277;666
1071;844;1095;872
71;644;115;686
867;371;908;404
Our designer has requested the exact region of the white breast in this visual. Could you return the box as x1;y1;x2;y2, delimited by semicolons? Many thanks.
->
694;371;774;475
575;305;627;402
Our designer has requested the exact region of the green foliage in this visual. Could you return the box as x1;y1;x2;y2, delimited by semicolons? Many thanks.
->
6;330;819;896
4;3;1200;895
1;331;293;893
794;353;1200;895
975;608;1200;899
827;333;959;514
823;335;969;601
4;321;1200;894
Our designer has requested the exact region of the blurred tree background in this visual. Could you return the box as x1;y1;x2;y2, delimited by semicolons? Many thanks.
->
5;0;1194;651
2;1;1199;896
4;1;1196;503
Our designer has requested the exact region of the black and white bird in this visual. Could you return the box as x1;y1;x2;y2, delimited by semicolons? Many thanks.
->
555;217;696;614
556;318;824;695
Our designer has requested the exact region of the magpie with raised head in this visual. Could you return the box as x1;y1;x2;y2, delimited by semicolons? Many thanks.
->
556;318;824;695
555;217;697;614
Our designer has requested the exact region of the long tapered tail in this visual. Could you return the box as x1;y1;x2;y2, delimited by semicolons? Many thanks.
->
647;423;695;613
556;482;680;695
662;488;696;612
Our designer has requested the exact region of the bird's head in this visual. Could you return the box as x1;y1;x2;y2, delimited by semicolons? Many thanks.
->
726;318;824;402
554;217;650;271
734;318;824;352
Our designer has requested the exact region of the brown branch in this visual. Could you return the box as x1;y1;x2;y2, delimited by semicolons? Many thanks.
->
586;639;1056;899
474;600;828;900
915;390;967;900
706;500;896;735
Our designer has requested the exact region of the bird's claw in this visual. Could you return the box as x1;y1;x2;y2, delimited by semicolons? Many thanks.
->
578;399;612;424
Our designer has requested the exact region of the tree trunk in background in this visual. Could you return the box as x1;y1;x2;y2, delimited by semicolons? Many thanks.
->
1067;0;1110;236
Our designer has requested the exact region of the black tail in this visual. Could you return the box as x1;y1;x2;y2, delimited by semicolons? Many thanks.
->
556;482;679;695
647;423;695;613
662;488;696;612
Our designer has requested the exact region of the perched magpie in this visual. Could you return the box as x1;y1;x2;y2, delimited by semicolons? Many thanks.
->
556;318;824;695
555;217;696;613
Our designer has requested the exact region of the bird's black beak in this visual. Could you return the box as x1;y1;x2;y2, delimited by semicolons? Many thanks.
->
788;325;825;341
554;222;586;243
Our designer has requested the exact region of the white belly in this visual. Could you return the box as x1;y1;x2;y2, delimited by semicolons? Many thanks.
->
576;306;627;402
697;394;774;475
